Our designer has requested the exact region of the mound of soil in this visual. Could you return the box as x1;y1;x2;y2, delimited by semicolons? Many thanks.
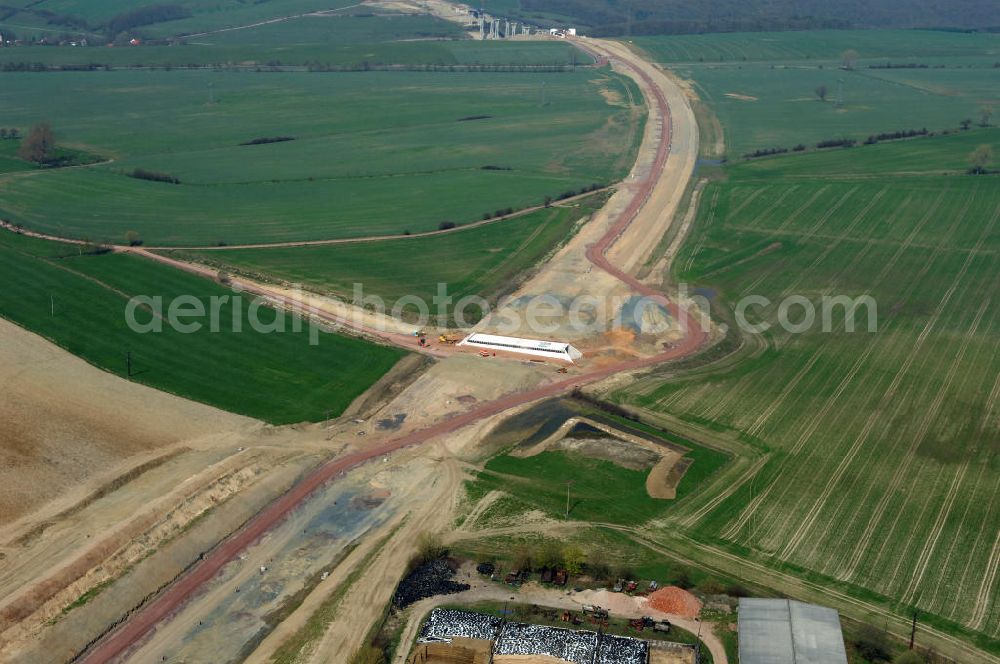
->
393;559;470;608
647;586;702;619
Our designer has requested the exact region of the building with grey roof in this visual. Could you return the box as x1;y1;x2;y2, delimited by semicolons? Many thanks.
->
739;598;849;664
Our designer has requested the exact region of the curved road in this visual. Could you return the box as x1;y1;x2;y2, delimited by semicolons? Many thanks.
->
75;37;707;664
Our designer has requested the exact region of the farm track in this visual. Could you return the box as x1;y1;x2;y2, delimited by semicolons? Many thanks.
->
70;36;710;664
179;4;365;40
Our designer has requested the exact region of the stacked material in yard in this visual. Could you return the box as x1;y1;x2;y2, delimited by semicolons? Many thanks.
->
494;623;598;663
596;634;648;664
420;609;502;642
419;609;649;664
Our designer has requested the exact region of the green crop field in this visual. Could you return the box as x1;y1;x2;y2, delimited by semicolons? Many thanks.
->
0;140;35;174
0;66;641;246
633;29;1000;64
631;30;999;157
0;6;584;68
173;193;609;317
0;0;358;39
0;229;405;423
614;130;1000;649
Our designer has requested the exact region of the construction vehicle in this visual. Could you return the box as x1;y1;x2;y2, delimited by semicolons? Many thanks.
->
439;333;462;345
582;605;609;619
479;350;491;358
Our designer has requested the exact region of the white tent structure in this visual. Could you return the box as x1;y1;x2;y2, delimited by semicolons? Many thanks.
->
458;333;583;362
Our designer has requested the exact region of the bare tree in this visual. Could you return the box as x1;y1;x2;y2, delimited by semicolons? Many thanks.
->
18;121;54;163
840;48;858;69
841;49;859;70
980;105;994;127
968;144;993;174
815;85;829;102
960;118;972;131
125;230;143;246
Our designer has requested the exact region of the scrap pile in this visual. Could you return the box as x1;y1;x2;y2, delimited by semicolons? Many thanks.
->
596;635;648;664
420;609;502;641
494;623;597;664
393;560;470;608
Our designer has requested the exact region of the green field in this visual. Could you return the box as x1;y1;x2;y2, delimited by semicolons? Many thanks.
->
633;30;1000;64
0;11;587;69
732;127;1000;178
471;451;665;524
465;415;729;526
174;194;608;317
0;140;35;174
614;130;1000;649
0;67;641;245
632;30;1000;157
0;0;357;39
0;229;405;423
0;39;582;68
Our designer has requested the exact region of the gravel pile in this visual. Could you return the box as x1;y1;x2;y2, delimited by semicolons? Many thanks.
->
392;560;470;608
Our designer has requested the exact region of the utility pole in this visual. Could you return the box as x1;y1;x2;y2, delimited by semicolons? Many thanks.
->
125;350;132;379
565;480;574;518
909;610;918;649
50;294;55;317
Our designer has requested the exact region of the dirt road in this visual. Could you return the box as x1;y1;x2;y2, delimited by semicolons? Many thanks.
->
75;35;706;663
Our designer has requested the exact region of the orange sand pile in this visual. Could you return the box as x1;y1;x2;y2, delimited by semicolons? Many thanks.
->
646;586;702;618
